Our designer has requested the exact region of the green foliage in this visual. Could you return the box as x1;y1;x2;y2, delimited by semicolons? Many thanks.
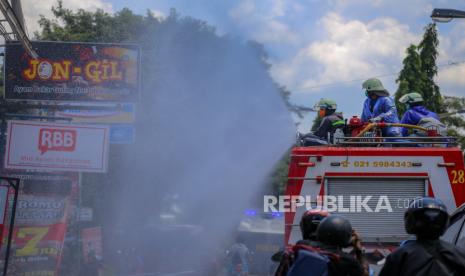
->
311;115;322;132
395;24;443;116
36;1;159;42
395;45;425;115
442;96;465;150
395;23;465;153
419;24;443;113
270;152;290;196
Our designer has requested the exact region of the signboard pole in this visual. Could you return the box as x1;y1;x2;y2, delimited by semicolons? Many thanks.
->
1;177;20;276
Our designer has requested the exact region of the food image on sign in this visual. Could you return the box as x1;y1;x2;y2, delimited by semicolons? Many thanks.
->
5;41;140;102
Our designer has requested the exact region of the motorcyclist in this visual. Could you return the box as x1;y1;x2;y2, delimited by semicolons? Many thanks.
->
379;197;465;276
361;78;401;137
315;216;365;276
301;99;344;146
274;209;330;275
398;92;444;136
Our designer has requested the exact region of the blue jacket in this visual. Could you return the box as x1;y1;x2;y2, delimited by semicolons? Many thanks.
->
361;96;401;137
400;106;439;136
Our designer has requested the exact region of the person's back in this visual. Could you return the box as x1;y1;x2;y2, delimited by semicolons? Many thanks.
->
316;216;364;276
380;239;465;276
379;197;465;276
274;209;330;276
317;243;365;276
286;215;364;276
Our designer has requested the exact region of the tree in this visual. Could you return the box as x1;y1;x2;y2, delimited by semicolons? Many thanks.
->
442;96;465;149
395;44;426;115
419;23;443;113
395;24;443;116
395;23;465;151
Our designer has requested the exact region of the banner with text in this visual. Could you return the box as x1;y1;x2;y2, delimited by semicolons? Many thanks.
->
5;120;110;172
5;41;140;102
0;173;77;276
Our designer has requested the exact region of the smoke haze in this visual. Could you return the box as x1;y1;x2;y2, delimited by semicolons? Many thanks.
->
101;15;295;274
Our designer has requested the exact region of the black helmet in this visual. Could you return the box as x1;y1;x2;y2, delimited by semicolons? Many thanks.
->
300;209;330;241
404;197;449;240
316;215;352;247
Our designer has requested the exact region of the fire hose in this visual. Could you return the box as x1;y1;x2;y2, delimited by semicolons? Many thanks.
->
355;123;428;138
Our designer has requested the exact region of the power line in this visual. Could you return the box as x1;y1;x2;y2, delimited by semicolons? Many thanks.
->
292;59;465;91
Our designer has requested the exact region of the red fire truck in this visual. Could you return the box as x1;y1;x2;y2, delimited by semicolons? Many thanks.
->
285;119;465;257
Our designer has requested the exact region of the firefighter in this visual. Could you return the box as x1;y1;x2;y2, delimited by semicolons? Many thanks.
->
361;78;401;137
274;209;330;275
398;92;445;136
313;99;345;139
379;197;465;276
301;99;344;146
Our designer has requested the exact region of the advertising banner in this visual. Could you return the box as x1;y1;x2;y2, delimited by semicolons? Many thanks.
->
5;41;140;102
0;173;77;276
5;120;110;173
5;194;70;276
81;227;103;263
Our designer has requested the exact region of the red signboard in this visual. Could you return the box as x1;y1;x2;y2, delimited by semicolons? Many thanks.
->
82;227;103;263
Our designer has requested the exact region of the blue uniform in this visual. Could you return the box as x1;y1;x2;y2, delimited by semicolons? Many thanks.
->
400;106;439;136
361;96;401;137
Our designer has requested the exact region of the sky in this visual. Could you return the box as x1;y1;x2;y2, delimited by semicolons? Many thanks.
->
22;0;465;130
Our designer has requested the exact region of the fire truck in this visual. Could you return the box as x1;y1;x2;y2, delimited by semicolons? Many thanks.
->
284;117;465;257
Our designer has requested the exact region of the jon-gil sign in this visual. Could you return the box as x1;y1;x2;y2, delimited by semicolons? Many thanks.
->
5;41;140;102
5;121;109;173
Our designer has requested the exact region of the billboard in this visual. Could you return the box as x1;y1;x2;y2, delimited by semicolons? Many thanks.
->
0;173;77;276
5;41;140;102
5;120;109;172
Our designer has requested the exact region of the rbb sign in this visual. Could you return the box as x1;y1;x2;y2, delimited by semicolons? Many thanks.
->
39;128;77;154
5;121;109;172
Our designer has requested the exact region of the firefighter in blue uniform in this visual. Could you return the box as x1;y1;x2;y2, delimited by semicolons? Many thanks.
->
398;92;441;136
361;78;401;137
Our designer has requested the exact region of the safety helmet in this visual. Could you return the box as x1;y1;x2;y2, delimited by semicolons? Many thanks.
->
362;78;389;96
404;197;449;240
316;215;352;247
399;92;424;104
314;98;337;111
300;209;330;241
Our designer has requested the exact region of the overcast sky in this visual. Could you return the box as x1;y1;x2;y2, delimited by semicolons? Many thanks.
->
23;0;465;129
